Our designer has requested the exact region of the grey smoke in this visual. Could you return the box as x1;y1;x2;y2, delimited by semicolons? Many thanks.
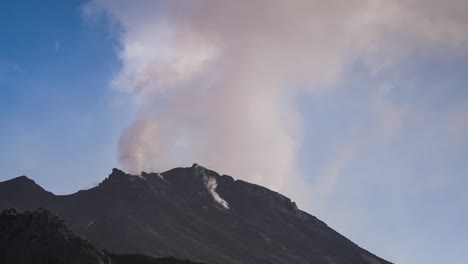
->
86;0;468;199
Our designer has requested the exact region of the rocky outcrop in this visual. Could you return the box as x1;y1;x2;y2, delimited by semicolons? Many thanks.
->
0;208;110;264
0;208;205;264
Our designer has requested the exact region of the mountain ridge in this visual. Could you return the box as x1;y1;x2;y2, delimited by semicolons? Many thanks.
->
0;164;392;264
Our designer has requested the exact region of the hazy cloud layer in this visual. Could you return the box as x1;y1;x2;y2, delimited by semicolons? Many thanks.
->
86;0;468;197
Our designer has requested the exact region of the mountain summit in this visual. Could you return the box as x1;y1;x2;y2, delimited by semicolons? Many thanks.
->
0;165;392;264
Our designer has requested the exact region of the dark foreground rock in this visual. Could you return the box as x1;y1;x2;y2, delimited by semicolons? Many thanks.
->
0;208;110;264
0;208;204;264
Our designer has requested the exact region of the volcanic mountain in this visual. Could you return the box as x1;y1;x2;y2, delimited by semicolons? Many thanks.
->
0;164;392;264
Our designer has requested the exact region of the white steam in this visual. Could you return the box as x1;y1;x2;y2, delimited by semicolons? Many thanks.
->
203;175;230;210
86;0;468;196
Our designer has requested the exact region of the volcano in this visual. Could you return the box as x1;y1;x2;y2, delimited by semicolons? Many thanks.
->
0;164;391;264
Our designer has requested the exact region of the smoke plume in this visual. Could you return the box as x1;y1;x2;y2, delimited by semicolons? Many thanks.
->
86;0;468;195
203;175;230;210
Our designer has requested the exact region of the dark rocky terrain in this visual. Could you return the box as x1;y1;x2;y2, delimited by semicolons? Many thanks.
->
0;208;110;264
0;208;204;264
0;164;392;264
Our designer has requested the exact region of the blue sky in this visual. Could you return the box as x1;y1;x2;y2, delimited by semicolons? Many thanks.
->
298;58;468;263
0;0;130;192
1;1;467;264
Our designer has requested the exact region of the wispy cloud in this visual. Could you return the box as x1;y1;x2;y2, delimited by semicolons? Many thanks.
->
54;40;60;52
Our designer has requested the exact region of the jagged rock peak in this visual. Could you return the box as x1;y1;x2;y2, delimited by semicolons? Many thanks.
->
98;168;147;189
110;168;128;178
12;175;32;181
3;175;36;185
190;163;222;178
0;175;50;196
191;163;207;176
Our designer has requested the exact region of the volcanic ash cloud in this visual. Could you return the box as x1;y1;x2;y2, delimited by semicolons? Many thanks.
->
86;0;468;196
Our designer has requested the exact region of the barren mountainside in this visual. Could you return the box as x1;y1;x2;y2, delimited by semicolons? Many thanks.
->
0;164;392;264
